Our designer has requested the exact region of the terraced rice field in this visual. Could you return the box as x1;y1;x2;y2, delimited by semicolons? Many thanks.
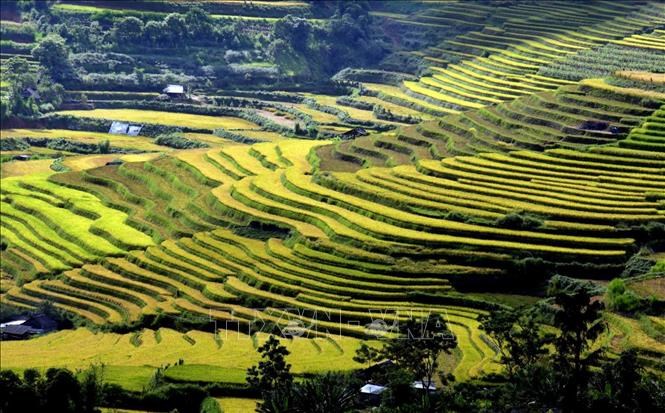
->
324;78;665;170
365;1;665;116
1;128;167;152
55;109;262;131
0;328;368;388
1;159;55;178
4;80;664;376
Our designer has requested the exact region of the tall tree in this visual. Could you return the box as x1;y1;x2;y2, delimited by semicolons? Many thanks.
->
292;372;356;413
479;307;552;378
113;16;145;44
353;342;380;368
31;34;70;80
247;335;294;411
381;313;457;404
548;282;606;412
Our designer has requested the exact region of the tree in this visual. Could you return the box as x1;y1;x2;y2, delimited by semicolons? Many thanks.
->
36;80;65;109
353;342;380;368
381;314;457;404
605;278;642;313
79;365;105;413
98;139;111;154
479;307;552;378
247;335;293;407
143;20;164;46
43;368;82;412
0;370;25;413
31;34;70;80
292;372;356;413
4;57;35;91
163;13;187;45
113;16;144;44
184;6;213;39
274;15;310;52
257;385;295;413
548;281;606;412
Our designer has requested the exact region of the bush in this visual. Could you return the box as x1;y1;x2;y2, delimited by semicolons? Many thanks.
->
213;129;262;144
333;67;418;85
495;211;543;230
606;278;642;313
154;133;208;149
200;397;222;413
0;138;29;151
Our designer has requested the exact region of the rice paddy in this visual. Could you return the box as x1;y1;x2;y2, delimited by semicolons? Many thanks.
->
55;109;262;131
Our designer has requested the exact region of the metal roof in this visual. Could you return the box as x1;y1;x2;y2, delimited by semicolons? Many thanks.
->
163;84;184;94
109;121;129;135
360;384;387;394
412;381;437;390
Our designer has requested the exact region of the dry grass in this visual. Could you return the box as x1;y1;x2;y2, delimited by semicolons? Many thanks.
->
1;160;54;178
616;71;665;84
63;153;162;171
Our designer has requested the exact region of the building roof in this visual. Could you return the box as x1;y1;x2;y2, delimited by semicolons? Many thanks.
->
24;314;57;331
127;125;143;136
412;381;436;391
163;84;185;94
109;121;129;135
0;324;32;336
0;319;27;328
360;384;387;395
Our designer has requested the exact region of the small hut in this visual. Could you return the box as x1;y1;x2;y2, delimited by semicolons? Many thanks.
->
341;127;369;140
163;84;185;99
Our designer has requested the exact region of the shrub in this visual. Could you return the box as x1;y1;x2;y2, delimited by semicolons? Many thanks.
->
154;133;208;149
200;397;222;413
0;138;29;151
606;278;642;314
621;249;656;278
495;211;543;230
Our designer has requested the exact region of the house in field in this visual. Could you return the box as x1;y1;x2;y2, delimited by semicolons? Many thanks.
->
341;127;369;140
0;324;33;340
105;159;124;166
163;84;185;99
359;383;386;405
109;121;129;135
13;154;31;161
23;314;57;332
0;313;57;340
21;87;40;101
412;380;437;393
127;125;143;136
109;121;142;136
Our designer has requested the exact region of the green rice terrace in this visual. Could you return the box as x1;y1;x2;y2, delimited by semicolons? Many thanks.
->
0;1;664;412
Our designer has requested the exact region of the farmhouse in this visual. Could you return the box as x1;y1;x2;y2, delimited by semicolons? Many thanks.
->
0;314;57;340
412;381;437;393
109;121;143;136
341;127;369;140
21;87;40;101
163;84;185;99
359;383;386;405
109;121;129;134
